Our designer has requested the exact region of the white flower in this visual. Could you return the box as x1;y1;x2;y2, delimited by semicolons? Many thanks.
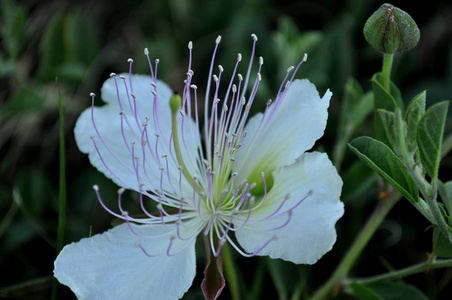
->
54;35;344;300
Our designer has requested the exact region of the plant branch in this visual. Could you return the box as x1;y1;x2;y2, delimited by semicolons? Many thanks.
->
310;191;400;300
347;258;452;285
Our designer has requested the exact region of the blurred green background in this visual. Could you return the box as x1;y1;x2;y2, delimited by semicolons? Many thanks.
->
1;0;451;299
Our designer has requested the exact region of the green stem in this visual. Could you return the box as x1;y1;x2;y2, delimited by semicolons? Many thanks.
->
348;258;452;285
381;54;394;92
310;191;400;300
223;244;240;300
52;78;67;299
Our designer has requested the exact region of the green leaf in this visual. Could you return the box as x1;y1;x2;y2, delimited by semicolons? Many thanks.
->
372;73;403;111
367;282;429;300
349;282;382;300
349;136;419;204
416;101;449;182
439;181;452;219
433;228;452;257
37;11;99;82
405;91;426;153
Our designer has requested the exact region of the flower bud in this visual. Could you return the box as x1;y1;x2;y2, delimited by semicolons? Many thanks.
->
364;3;420;54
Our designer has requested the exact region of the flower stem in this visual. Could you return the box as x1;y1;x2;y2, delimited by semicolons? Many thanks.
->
310;191;400;300
381;53;394;92
223;244;240;300
348;258;452;285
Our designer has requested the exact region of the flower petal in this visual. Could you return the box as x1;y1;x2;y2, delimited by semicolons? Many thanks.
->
235;152;343;264
54;223;197;300
234;79;331;182
75;74;200;195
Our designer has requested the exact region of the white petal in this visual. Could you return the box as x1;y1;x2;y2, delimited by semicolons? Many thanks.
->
54;223;197;300
75;74;200;195
234;79;331;182
235;152;343;264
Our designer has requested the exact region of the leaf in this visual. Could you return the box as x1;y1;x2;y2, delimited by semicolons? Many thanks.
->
372;73;403;111
404;91;426;153
433;228;452;257
349;282;382;300
349;136;419;204
367;282;429;300
416;101;449;182
439;181;452;219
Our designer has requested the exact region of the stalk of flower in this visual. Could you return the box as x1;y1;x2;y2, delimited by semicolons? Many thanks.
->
54;34;344;300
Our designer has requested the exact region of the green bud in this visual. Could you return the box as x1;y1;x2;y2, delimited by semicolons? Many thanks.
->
364;3;420;54
169;93;181;114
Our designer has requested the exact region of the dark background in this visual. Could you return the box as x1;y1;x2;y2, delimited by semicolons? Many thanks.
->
1;0;451;298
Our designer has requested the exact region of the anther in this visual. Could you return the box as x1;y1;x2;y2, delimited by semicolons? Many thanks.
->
287;66;295;73
285;81;291;89
266;99;272;106
110;73;116;77
127;58;133;63
303;53;308;61
241;97;246;105
119;75;126;79
257;73;262;81
144;48;149;55
237;53;242;61
90;92;95;97
155;59;160;64
215;35;222;44
223;104;228;111
251;33;258;41
213;75;219;82
118;188;125;194
131;93;136;98
151;90;157;96
218;65;224;73
188;41;193;49
93;185;99;191
232;172;238;177
259;56;263;65
284;193;291;201
190;84;197;89
151;82;157;87
238;74;243;81
232;84;237;93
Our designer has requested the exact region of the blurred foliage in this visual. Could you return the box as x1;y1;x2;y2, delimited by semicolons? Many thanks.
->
0;0;451;299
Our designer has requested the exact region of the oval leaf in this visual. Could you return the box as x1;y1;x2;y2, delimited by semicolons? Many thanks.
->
349;136;418;204
416;101;449;182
